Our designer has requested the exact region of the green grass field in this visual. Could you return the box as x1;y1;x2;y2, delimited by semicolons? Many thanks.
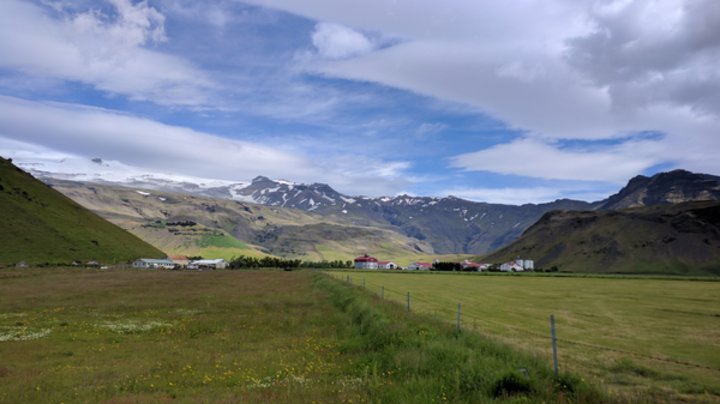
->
329;271;720;401
0;268;601;402
0;269;367;402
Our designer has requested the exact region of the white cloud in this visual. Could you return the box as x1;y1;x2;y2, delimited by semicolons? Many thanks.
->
0;95;413;197
311;23;374;59
451;137;665;183
415;122;446;137
0;0;215;106
247;0;720;181
441;186;608;206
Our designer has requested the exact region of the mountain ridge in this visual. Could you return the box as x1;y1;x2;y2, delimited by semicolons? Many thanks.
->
22;158;720;256
484;200;720;276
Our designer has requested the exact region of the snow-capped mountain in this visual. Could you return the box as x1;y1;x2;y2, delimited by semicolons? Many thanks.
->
14;155;248;199
17;155;720;255
229;176;351;211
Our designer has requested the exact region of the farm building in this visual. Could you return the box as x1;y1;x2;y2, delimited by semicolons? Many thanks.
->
188;259;227;270
462;260;491;271
499;258;535;272
170;255;189;267
407;262;432;271
377;261;398;270
518;259;534;270
354;254;379;269
133;258;176;270
499;261;524;272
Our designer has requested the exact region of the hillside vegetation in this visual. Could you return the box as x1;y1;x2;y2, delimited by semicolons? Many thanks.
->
485;201;720;275
0;158;164;265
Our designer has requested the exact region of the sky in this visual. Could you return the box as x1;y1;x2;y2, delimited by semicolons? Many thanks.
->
0;0;719;204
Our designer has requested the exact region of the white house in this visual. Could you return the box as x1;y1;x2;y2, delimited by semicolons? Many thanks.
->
354;254;379;269
377;261;397;270
188;258;226;270
499;261;524;272
407;262;432;271
462;260;491;272
133;258;176;270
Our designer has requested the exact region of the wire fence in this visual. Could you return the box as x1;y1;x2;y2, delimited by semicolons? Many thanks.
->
328;272;720;374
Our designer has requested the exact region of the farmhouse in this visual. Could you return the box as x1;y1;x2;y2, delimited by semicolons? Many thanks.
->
377;261;398;270
462;260;491;271
354;254;379;269
188;258;227;270
133;258;176;270
407;261;432;271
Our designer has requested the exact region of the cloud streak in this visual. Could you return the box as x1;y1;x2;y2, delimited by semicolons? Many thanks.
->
0;95;413;196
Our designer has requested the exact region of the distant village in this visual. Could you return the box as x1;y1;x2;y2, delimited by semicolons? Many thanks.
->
352;254;535;272
132;257;227;270
128;254;535;272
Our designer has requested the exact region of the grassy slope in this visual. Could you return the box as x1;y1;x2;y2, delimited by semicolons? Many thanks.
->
484;201;720;275
0;269;601;402
331;271;720;401
52;181;436;262
0;158;164;265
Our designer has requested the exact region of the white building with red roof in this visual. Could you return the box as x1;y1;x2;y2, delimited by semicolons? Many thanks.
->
354;254;379;269
377;261;397;270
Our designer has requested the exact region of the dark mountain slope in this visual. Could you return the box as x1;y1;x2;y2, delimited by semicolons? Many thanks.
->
595;170;720;210
0;157;165;265
485;201;720;275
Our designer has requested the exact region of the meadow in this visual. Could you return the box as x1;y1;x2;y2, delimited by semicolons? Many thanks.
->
0;268;599;402
0;269;365;402
329;270;720;401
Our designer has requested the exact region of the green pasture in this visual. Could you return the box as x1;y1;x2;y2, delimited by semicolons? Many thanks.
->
329;270;720;401
0;269;365;402
0;268;601;402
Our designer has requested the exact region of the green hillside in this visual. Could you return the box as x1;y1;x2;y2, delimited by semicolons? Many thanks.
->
484;201;720;276
0;157;165;265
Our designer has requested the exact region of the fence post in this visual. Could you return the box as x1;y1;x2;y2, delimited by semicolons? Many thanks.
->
381;286;384;300
363;278;366;289
550;314;559;380
406;292;410;312
457;303;461;332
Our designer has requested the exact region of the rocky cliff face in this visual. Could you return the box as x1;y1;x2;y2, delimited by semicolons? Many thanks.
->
594;170;720;210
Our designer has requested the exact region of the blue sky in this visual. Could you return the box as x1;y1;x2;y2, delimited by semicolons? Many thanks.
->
1;0;719;204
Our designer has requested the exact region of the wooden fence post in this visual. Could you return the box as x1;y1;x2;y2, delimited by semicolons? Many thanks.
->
550;314;559;380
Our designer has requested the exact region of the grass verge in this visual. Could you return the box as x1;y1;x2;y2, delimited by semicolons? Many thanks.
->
316;273;605;402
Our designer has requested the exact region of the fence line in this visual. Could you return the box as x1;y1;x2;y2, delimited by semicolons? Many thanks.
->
332;272;720;374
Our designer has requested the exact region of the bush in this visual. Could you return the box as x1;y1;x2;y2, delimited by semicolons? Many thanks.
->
491;370;533;397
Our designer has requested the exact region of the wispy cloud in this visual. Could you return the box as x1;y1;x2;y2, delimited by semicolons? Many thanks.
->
451;137;665;183
0;95;413;196
0;0;216;106
250;0;720;183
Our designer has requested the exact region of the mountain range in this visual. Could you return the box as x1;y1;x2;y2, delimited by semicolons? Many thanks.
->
17;157;720;269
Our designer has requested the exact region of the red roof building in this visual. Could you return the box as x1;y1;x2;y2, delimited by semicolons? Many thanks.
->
354;254;379;269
